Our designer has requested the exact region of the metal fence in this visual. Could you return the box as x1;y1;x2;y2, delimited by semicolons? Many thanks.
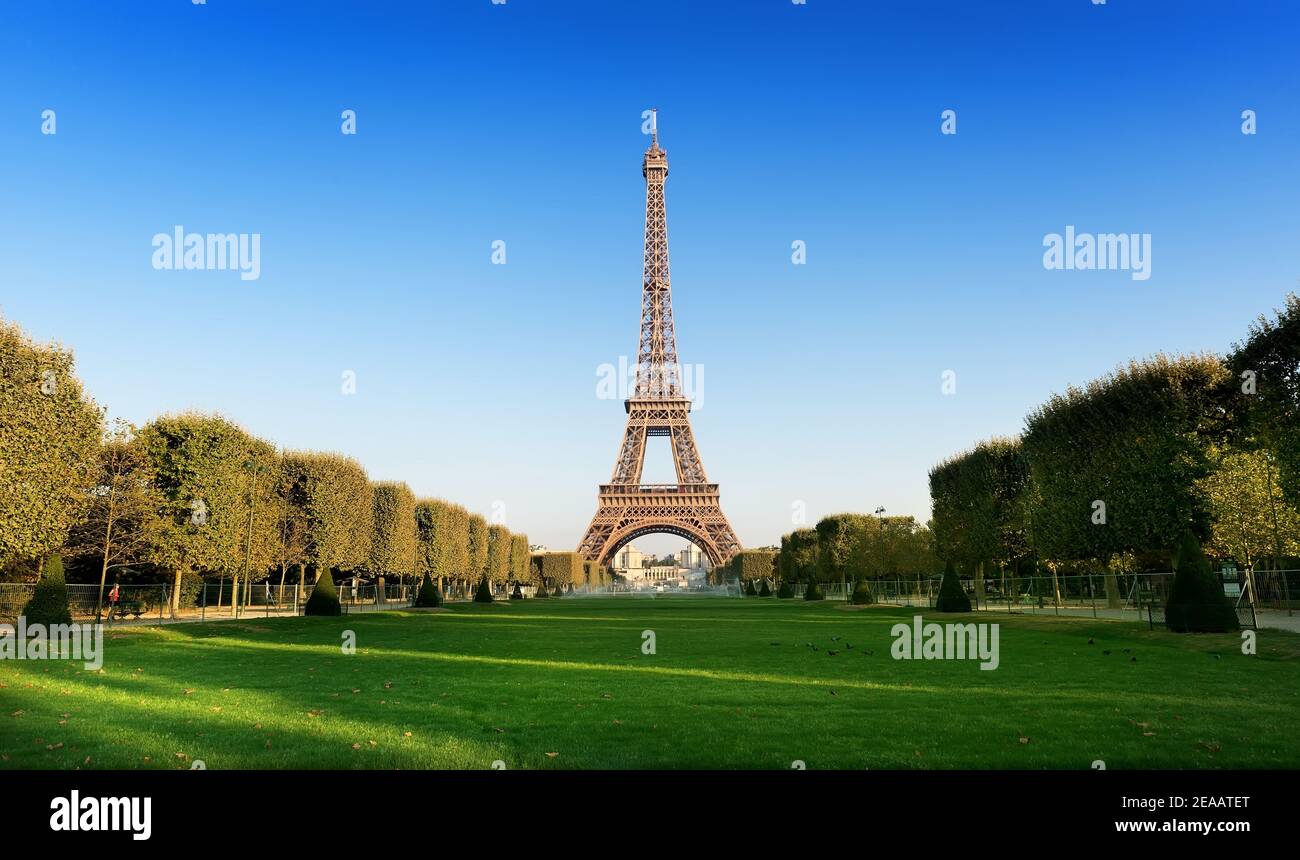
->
0;583;171;623
786;571;1269;630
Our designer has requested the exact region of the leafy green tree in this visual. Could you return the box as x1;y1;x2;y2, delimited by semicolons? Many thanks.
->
415;499;470;594
304;567;341;616
139;414;279;613
732;550;776;582
540;552;582;593
369;481;416;587
269;455;310;601
780;528;820;584
929;437;1030;600
509;534;531;584
1166;531;1238;632
1228;294;1300;508
467;514;489;588
1023;355;1230;606
935;560;971;612
1199;446;1300;569
0;317;102;570
486;524;511;588
22;553;73;625
816;513;872;586
65;419;158;618
280;451;372;586
413;573;442;607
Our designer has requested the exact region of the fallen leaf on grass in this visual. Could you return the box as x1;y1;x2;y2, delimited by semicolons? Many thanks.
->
545;752;558;758
1018;737;1030;745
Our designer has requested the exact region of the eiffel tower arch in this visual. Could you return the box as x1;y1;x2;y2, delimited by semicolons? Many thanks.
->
578;113;741;567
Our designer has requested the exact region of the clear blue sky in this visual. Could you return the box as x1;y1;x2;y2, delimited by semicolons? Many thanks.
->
2;1;1297;556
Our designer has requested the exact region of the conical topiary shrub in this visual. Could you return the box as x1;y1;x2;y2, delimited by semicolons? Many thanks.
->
1166;531;1239;633
304;569;342;616
776;580;794;599
759;579;773;597
803;580;824;601
413;574;442;608
22;554;72;626
533;583;550;598
510;583;523;600
744;580;757;596
851;578;875;605
473;578;494;603
935;560;971;612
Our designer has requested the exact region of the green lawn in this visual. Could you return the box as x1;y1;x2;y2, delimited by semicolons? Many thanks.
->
3;596;1297;769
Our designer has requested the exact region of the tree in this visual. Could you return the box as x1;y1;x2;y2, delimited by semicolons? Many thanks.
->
467;514;489;590
280;452;373;585
304;567;341;616
269;455;310;602
369;481;417;587
929;438;1030;600
0;317;102;570
850;579;874;605
1199;446;1300;570
138;414;278;613
1023;355;1230;606
508;534;531;585
935;560;971;612
65;419;158;618
780;529;820;583
413;573;442;608
540;552;582;593
22;553;72;625
731;550;776;582
1228;294;1300;508
486;525;511;589
1166;531;1238;632
816;514;872;586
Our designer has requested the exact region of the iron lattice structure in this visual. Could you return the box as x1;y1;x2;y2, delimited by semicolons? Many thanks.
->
578;117;741;567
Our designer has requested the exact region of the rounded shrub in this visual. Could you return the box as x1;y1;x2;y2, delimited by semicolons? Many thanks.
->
851;578;875;605
935;560;971;612
22;554;72;626
803;580;824;601
413;574;442;608
776;580;794;599
1166;531;1239;633
304;569;342;617
759;580;773;597
473;578;494;603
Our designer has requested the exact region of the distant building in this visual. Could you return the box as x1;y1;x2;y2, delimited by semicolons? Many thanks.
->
614;544;646;579
677;544;709;570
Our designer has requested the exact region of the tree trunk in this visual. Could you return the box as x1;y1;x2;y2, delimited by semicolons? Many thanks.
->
171;567;183;614
1103;564;1122;609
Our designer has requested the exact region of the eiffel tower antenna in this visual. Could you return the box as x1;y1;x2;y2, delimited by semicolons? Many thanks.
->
578;114;741;567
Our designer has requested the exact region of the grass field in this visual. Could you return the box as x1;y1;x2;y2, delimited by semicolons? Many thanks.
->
3;596;1298;769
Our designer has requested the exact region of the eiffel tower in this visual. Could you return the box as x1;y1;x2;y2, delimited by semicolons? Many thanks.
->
578;112;741;567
